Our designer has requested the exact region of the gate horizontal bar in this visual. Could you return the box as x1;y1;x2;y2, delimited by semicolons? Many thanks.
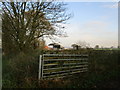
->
43;65;88;71
43;69;88;78
43;68;88;75
44;58;88;61
43;54;88;57
44;62;88;66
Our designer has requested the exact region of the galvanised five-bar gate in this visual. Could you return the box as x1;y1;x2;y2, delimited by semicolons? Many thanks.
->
38;54;89;79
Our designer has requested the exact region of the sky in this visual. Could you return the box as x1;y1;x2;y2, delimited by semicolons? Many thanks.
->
0;1;118;48
45;2;118;48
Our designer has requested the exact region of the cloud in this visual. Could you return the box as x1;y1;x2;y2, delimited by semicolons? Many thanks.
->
103;3;118;8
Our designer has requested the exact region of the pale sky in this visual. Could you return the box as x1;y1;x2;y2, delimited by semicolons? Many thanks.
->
45;2;118;48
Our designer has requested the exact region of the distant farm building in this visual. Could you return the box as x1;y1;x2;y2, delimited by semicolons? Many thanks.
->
48;43;64;50
71;44;81;50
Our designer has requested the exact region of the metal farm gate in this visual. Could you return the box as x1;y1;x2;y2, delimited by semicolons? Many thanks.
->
38;54;89;79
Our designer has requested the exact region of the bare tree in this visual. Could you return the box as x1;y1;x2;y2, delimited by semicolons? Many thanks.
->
94;45;99;49
71;44;79;50
76;41;90;48
71;41;90;50
2;1;71;54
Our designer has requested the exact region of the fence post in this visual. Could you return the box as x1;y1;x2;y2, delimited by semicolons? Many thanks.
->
38;55;42;80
